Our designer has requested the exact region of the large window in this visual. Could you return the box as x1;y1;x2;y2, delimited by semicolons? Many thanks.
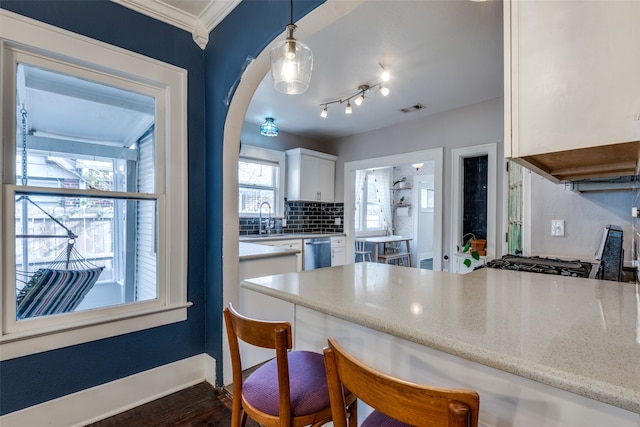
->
1;11;188;359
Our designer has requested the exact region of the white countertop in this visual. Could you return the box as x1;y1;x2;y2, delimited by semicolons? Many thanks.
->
238;241;299;261
241;262;640;413
239;232;344;243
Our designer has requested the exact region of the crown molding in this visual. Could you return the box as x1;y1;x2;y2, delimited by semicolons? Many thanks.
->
111;0;240;49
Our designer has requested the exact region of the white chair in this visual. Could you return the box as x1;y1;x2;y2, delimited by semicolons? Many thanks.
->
354;239;373;262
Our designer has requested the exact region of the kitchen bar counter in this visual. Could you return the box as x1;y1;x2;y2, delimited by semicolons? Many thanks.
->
239;232;344;243
241;263;640;424
238;241;299;260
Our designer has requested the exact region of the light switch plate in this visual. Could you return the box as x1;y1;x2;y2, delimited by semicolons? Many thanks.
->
551;219;565;236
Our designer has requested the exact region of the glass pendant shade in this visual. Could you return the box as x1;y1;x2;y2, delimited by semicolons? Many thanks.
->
260;118;278;137
270;24;313;95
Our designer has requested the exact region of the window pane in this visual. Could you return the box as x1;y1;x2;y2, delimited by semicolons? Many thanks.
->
239;161;276;187
14;192;157;319
239;187;274;215
15;63;154;193
366;204;382;229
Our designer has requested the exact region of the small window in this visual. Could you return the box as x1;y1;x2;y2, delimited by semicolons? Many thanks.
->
1;12;188;358
355;168;391;234
238;145;285;217
239;160;279;216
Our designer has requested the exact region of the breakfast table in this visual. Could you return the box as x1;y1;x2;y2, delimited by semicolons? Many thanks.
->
359;235;412;266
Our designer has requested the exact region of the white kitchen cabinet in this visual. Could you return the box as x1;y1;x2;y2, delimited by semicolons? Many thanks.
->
505;0;640;182
330;235;345;267
286;148;337;202
257;239;303;271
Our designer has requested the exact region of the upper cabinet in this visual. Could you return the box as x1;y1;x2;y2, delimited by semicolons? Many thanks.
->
505;0;640;182
286;148;337;202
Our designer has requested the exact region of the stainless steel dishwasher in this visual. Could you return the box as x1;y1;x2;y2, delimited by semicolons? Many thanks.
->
303;237;332;270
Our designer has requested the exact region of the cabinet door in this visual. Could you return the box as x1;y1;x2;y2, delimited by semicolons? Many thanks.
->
275;240;303;272
508;0;640;158
298;154;320;201
316;157;335;202
331;247;345;266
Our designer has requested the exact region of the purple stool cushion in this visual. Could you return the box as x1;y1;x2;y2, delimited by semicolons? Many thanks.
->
243;351;330;417
362;410;414;427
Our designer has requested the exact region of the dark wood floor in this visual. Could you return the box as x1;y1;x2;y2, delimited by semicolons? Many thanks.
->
85;382;260;427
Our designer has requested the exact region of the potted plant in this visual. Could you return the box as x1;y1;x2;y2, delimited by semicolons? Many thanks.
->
458;233;486;268
398;196;405;205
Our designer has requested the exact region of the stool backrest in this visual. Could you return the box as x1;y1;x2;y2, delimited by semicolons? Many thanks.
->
224;304;293;425
323;337;480;427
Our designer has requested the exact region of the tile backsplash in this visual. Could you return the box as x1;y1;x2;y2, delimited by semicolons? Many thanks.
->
239;201;344;235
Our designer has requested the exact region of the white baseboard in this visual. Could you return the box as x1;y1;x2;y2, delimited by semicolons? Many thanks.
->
0;353;217;427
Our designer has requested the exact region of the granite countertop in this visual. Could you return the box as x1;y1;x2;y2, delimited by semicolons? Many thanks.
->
241;263;640;413
238;241;299;261
239;232;344;243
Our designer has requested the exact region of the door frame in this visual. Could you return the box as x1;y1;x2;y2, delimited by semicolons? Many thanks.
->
344;147;444;270
450;143;497;273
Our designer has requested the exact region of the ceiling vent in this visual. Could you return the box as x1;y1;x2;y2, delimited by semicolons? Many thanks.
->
399;104;425;113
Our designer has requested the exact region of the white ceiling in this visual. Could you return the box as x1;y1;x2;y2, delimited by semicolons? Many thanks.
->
114;0;504;142
245;0;504;141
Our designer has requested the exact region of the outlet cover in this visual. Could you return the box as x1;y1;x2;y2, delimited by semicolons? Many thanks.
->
551;219;565;236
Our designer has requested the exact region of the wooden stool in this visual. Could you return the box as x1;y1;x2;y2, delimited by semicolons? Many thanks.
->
323;337;479;427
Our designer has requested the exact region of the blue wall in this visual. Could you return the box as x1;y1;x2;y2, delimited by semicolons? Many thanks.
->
0;0;323;415
203;0;324;383
0;0;206;415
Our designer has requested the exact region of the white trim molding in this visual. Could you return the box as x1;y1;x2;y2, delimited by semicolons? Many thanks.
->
450;143;498;273
0;354;216;427
111;0;241;49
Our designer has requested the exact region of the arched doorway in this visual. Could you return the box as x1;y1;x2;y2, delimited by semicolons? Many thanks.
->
219;1;365;384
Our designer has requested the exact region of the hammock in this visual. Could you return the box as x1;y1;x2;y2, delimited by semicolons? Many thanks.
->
16;244;104;319
15;198;104;319
15;108;104;319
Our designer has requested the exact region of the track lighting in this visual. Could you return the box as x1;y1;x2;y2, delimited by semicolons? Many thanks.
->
318;64;391;117
380;63;391;82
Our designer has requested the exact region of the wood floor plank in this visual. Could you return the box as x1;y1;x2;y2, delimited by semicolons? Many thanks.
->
85;382;260;427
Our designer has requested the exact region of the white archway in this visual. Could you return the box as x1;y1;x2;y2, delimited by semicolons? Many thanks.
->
220;0;365;384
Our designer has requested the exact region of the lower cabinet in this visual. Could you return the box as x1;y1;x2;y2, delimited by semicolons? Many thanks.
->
331;236;345;266
258;239;303;271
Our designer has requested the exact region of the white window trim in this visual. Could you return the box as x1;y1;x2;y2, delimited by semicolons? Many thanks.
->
0;10;190;360
239;145;285;217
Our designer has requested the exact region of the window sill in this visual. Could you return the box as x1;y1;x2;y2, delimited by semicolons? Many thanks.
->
0;302;192;361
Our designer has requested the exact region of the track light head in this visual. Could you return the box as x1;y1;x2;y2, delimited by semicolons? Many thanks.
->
320;106;328;118
345;101;352;114
379;63;391;82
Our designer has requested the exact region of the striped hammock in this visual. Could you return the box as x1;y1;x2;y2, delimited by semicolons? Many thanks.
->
16;244;104;319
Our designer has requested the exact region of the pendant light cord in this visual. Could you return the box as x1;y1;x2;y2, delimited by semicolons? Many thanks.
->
289;0;294;25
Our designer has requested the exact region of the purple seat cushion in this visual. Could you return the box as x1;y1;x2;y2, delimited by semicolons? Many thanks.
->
362;410;414;427
243;351;331;417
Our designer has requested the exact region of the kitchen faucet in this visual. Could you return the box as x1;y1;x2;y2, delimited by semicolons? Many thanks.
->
259;201;271;235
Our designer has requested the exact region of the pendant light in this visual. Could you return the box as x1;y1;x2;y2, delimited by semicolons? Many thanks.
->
260;118;279;137
270;0;313;95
